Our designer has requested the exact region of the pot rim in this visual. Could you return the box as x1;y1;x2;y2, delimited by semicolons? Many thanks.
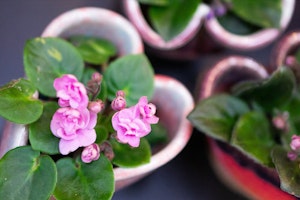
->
123;0;210;50
41;6;144;55
204;0;295;50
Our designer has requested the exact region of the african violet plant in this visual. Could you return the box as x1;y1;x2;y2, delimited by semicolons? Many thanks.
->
0;36;165;200
137;0;282;40
188;65;300;197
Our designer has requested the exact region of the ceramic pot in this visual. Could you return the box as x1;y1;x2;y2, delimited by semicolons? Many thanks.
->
204;0;295;51
0;74;194;191
198;56;297;199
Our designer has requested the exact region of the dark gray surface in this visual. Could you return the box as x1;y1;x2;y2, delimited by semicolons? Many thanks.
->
0;1;300;199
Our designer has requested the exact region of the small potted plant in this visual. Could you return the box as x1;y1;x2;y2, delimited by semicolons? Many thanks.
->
205;0;295;50
0;8;194;200
188;55;300;199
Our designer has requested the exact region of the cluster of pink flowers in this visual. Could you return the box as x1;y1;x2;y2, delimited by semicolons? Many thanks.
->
112;94;159;147
50;74;101;163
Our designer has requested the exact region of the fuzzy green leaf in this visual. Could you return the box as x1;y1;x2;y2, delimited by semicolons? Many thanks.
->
0;146;57;200
68;35;117;65
138;0;170;6
54;156;114;200
188;94;249;142
231;111;275;167
24;37;84;97
0;78;43;124
148;0;201;41
29;102;60;155
233;67;296;112
111;138;151;167
272;146;300;198
104;54;154;106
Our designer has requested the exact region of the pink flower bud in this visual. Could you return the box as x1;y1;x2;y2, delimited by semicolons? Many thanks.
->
92;72;103;84
287;151;298;161
116;90;125;97
111;91;126;111
88;100;104;114
81;143;100;163
290;135;300;151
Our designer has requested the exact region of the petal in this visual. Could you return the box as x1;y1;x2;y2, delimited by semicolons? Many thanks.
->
59;139;80;155
128;137;140;147
77;129;97;147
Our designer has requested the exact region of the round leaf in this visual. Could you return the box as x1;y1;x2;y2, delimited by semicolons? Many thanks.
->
104;54;154;106
0;78;43;124
53;156;114;200
231;111;275;167
111;138;151;167
188;94;249;142
24;37;84;97
0;146;57;200
29;102;60;155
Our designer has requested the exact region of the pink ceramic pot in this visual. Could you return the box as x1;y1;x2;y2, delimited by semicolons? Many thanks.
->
199;56;297;199
204;0;295;51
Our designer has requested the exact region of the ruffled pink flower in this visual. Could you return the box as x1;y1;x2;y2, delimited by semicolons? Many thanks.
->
81;143;100;163
136;96;159;124
50;107;97;155
112;96;159;147
54;74;89;109
290;135;300;152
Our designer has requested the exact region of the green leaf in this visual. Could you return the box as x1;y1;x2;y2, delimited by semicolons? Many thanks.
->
29;102;60;155
54;156;114;200
145;122;168;146
104;54;154;106
233;67;296;112
68;35;117;65
0;78;43;124
188;94;249;142
272;146;300;197
0;146;57;200
148;0;200;41
111;138;151;167
138;0;170;6
231;111;275;166
24;37;84;97
228;0;282;28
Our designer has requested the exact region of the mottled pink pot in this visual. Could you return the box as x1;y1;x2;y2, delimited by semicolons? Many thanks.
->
42;7;144;55
123;0;210;50
205;0;295;51
199;56;297;199
0;75;194;192
271;31;300;69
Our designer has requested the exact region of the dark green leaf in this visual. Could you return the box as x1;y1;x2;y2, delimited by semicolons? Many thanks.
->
233;67;296;112
0;146;57;200
145;122;168;146
231;111;275;166
104;54;154;106
228;0;282;28
148;0;200;41
24;37;84;97
138;0;170;6
188;94;249;142
271;146;300;197
111;138;151;167
68;35;117;65
0;78;43;124
54;156;114;200
29;102;60;155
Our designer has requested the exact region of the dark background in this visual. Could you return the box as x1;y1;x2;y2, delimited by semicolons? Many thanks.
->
0;1;299;199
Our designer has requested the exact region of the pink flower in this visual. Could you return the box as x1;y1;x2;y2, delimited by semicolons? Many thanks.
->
136;96;159;124
112;106;151;147
290;135;300;152
81;144;100;163
50;107;97;155
54;74;89;109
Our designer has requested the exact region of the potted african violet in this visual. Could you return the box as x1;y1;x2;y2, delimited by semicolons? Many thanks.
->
189;55;300;199
205;0;295;50
0;7;194;200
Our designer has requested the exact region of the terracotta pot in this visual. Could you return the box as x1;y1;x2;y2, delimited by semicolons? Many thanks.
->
204;0;295;51
0;74;194;192
198;56;297;199
123;0;209;50
42;7;144;55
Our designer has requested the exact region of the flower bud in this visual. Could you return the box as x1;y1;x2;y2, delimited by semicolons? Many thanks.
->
81;143;100;163
111;90;126;111
290;135;300;152
88;100;104;114
92;72;102;84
